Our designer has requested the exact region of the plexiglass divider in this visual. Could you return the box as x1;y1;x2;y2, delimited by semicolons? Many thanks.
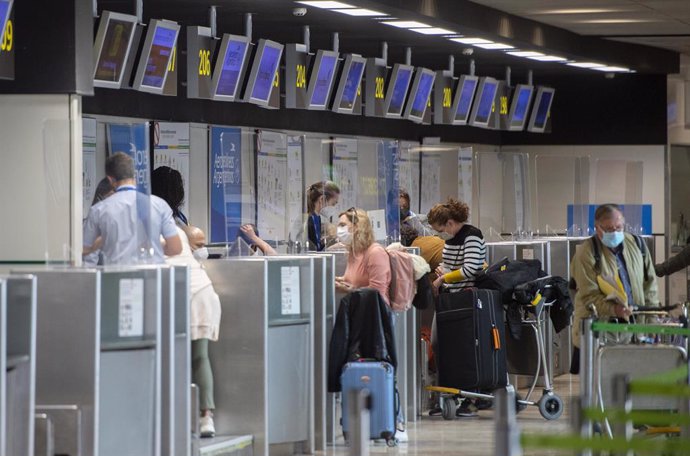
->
43;119;73;265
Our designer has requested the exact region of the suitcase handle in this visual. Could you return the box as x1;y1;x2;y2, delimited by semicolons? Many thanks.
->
491;325;501;350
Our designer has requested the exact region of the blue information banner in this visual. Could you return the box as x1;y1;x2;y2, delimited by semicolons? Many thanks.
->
107;123;151;195
567;204;652;235
378;141;400;238
210;127;242;243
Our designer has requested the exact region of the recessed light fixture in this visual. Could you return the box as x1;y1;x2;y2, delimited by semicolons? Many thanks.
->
507;51;544;58
566;62;605;68
528;54;568;62
333;8;387;16
450;37;493;45
410;27;456;35
578;19;657;24
591;65;632;72
535;8;630;15
474;42;514;50
381;20;431;28
296;1;354;8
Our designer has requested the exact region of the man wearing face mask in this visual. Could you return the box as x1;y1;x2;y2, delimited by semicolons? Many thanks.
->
570;203;659;352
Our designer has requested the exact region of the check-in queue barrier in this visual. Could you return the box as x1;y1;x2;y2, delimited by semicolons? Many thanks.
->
203;256;315;456
19;267;166;456
1;275;37;456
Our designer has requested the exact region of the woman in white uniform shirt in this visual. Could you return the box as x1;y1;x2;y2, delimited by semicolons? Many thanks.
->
152;166;221;438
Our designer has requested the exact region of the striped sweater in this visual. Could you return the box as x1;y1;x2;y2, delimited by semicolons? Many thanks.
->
441;224;486;292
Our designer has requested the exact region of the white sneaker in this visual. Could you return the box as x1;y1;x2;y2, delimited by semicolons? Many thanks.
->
396;428;408;443
200;415;215;438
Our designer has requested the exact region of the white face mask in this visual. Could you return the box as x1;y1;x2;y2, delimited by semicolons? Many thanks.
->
320;205;337;219
193;247;209;261
337;226;352;245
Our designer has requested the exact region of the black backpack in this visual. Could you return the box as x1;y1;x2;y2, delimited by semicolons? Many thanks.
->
568;234;648;292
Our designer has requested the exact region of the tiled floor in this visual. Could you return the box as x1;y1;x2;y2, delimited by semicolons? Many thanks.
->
318;374;578;455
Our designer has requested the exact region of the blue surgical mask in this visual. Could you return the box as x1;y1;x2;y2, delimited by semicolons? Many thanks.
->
602;231;625;248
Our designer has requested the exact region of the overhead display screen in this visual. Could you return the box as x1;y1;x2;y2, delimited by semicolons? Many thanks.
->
469;77;498;128
452;76;478;125
332;54;366;114
132;19;180;93
307;50;339;109
507;84;534;131
384;64;413;117
0;0;12;43
404;68;435;123
211;34;250;101
93;11;138;88
528;86;555;133
0;0;13;80
244;39;283;106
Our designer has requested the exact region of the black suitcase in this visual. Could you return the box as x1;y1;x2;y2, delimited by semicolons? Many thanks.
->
436;288;508;391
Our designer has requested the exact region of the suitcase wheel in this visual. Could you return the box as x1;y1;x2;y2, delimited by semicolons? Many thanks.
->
442;397;457;420
386;437;398;447
538;393;563;420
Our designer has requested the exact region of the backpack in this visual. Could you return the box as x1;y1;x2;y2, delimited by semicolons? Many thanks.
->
386;249;416;312
568;234;648;292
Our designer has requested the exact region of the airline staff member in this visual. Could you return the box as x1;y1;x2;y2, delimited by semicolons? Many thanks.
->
83;152;182;264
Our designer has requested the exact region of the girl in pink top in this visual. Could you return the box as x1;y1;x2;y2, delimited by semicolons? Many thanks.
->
334;208;391;305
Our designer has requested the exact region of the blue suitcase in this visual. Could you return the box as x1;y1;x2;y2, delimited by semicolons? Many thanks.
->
340;361;397;444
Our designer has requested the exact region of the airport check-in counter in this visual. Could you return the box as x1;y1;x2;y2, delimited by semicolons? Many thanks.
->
204;256;315;456
21;266;163;456
1;275;37;456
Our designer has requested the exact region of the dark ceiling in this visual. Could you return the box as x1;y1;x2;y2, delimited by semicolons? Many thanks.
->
97;0;679;80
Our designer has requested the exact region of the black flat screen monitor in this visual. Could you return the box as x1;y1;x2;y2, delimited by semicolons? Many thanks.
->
383;63;414;118
507;84;534;131
527;86;555;133
331;54;366;114
211;34;251;101
403;68;435;123
451;75;479;125
0;0;12;45
132;19;180;94
93;11;138;89
468;77;499;128
243;39;283;107
306;49;339;110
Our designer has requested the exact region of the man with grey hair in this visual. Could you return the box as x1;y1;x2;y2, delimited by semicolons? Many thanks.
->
570;203;658;353
83;152;181;265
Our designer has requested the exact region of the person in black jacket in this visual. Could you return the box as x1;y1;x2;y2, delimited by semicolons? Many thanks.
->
655;243;690;277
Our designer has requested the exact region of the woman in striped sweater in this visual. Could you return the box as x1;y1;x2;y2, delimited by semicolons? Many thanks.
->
427;198;487;291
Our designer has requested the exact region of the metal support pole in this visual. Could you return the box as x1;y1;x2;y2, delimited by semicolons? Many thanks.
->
381;42;388;65
505;66;512;87
527;70;533;86
580;317;595;456
469;59;476;76
134;0;143;23
448;55;455;76
405;47;412;66
303;25;311;54
612;374;633;456
209;6;217;39
494;386;522;456
244;13;252;41
332;32;339;53
347;389;370;456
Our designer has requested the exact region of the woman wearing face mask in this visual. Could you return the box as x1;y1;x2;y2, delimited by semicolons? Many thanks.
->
151;166;222;438
305;181;340;251
335;208;391;304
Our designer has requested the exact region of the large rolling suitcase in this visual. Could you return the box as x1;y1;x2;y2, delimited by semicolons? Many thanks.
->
436;288;508;390
340;361;396;444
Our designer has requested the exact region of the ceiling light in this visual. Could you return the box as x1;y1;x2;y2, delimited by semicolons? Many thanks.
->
578;19;657;24
450;37;493;45
591;65;632;72
410;27;456;35
296;1;354;8
507;51;544;58
474;42;514;50
381;20;431;28
535;8;629;15
333;8;387;16
567;62;605;68
528;55;568;62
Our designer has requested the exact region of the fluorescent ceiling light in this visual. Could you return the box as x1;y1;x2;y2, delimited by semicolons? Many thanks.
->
410;27;456;35
381;20;431;28
507;51;544;58
535;8;629;15
578;19;657;24
296;1;354;8
567;62;605;68
528;54;568;62
591;65;632;72
333;8;387;16
450;37;493;45
474;42;514;50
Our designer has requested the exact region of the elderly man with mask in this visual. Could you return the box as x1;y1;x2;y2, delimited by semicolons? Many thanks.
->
570;204;659;368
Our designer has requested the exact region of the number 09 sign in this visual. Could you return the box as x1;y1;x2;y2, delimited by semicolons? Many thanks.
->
0;3;15;81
